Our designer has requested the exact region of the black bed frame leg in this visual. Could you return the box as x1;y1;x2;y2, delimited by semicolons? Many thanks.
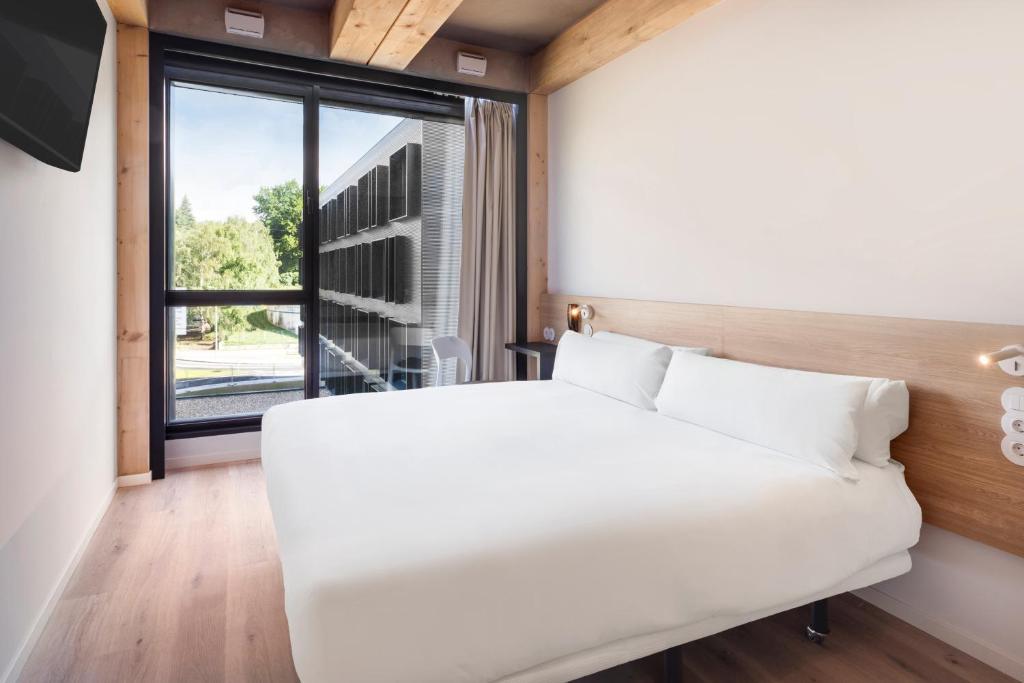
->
806;598;830;644
663;644;683;681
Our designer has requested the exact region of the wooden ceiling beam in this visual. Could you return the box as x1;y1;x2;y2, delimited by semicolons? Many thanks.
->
368;0;465;70
108;0;148;28
330;0;409;63
530;0;721;95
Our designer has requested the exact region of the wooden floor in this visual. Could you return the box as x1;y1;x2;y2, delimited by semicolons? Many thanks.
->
20;462;1014;683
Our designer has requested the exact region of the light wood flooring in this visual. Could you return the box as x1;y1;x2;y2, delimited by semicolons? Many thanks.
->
20;462;1016;682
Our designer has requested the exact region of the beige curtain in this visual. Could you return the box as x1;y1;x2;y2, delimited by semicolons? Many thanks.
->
458;98;517;382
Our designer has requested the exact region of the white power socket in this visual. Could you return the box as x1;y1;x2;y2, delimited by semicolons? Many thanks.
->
1002;411;1024;436
1002;436;1024;466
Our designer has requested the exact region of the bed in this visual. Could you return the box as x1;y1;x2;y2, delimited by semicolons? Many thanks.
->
262;376;921;683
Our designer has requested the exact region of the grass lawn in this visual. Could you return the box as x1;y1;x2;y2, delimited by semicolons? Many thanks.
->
220;309;297;347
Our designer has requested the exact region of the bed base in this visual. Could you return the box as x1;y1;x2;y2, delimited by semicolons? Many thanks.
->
661;599;830;680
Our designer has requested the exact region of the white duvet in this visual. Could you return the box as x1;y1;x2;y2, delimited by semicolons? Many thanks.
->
262;380;921;683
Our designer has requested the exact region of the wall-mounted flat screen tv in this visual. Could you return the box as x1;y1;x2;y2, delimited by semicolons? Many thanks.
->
0;1;107;172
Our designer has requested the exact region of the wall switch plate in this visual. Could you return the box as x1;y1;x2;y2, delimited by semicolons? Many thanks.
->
543;326;555;342
998;354;1024;376
1001;387;1024;413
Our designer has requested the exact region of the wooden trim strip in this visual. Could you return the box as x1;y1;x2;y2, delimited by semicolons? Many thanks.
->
368;0;465;71
108;0;148;28
530;0;721;95
117;24;151;478
526;93;548;345
330;0;409;64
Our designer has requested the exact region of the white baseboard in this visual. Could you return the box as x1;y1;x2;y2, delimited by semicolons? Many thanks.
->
117;471;152;487
1;481;117;683
854;586;1024;682
165;448;260;471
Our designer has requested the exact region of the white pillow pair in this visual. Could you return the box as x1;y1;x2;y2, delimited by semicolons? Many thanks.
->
551;330;909;480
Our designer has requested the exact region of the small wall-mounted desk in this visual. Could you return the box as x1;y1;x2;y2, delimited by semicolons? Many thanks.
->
505;341;557;380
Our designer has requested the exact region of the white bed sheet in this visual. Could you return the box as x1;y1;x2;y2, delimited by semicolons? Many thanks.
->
262;380;921;683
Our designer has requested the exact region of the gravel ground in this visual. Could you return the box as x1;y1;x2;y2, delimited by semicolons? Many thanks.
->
174;390;326;421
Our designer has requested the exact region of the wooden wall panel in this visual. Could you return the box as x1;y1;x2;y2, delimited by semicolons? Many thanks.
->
117;25;151;478
541;292;1024;558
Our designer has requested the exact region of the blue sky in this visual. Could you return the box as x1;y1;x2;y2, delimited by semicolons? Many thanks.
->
171;84;401;222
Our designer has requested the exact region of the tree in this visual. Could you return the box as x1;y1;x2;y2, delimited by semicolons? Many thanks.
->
175;195;196;233
175;215;282;346
252;180;302;286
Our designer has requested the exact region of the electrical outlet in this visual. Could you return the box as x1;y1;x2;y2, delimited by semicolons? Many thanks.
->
1002;411;1024;436
1002;436;1024;466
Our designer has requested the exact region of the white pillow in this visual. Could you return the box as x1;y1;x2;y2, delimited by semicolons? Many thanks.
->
655;352;872;480
855;379;909;467
552;331;672;410
592;330;712;356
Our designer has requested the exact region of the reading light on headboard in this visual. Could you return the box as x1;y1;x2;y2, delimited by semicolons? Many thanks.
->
567;304;582;332
566;304;594;333
978;345;1024;376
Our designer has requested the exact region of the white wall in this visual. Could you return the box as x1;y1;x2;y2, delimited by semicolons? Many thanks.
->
548;0;1024;326
0;2;118;679
856;524;1024;681
547;0;1024;678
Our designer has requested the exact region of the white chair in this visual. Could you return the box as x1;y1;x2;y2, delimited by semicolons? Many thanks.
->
431;335;472;386
388;326;430;390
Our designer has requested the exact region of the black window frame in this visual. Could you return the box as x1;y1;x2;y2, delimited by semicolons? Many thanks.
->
149;33;528;479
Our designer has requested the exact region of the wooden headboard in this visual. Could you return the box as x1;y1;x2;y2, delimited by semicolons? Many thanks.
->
541;293;1024;558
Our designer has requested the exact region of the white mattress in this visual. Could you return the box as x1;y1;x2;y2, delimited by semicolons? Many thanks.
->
262;380;922;683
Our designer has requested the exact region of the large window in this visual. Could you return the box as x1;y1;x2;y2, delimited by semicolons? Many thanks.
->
166;80;307;425
151;35;526;476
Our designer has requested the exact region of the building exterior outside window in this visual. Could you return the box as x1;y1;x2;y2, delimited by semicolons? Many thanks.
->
316;117;465;394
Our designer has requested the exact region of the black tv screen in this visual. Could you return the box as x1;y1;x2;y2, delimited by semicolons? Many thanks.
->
0;0;107;172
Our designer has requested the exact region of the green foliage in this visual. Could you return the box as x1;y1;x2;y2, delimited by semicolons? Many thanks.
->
175;215;280;290
175;194;196;233
174;200;283;344
252;180;303;286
